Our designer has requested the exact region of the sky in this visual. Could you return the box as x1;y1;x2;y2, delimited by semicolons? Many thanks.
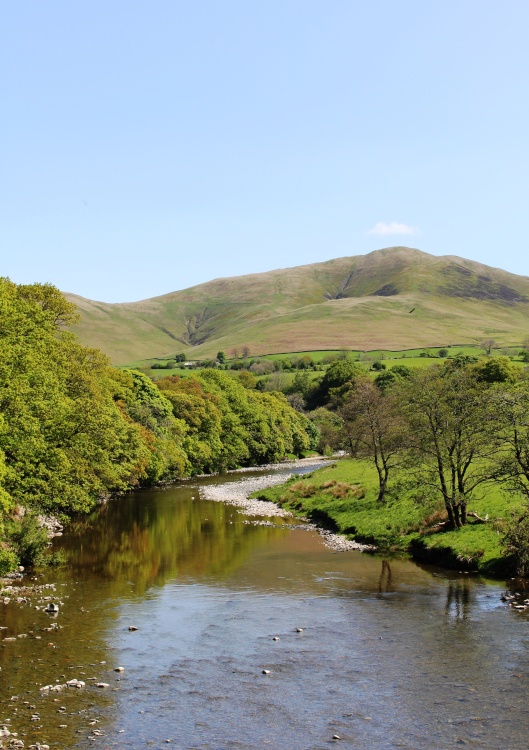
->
2;1;529;303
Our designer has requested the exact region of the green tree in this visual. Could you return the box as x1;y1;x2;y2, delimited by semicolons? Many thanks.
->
474;356;518;384
398;366;500;527
311;360;366;407
340;379;406;502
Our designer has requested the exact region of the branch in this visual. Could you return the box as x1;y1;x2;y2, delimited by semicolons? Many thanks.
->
467;511;489;523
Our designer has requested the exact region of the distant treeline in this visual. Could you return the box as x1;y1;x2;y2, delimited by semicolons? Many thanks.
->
0;279;317;573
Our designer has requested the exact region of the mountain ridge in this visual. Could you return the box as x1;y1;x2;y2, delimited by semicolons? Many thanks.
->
64;247;529;364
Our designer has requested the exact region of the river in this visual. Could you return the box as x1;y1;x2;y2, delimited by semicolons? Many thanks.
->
1;464;529;750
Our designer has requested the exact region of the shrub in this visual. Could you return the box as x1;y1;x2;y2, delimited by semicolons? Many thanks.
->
6;513;50;567
502;509;529;576
0;545;17;576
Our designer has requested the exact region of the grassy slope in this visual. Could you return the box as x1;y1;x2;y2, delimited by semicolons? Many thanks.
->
65;247;529;365
255;459;522;576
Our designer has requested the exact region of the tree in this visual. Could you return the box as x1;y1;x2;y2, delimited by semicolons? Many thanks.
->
474;356;518;384
502;509;529;576
287;371;312;398
480;338;496;356
340;379;406;502
308;408;343;454
262;372;290;392
310;360;366;407
216;351;226;364
398;366;500;527
238;370;257;389
489;381;529;499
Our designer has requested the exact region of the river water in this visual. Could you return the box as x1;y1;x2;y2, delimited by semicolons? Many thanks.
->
1;465;529;750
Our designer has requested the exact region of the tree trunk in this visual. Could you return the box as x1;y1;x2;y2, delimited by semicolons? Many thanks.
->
445;501;456;528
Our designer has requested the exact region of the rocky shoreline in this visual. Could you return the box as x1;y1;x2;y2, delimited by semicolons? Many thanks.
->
198;469;375;553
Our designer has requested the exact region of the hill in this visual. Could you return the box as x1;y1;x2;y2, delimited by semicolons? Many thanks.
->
65;247;529;364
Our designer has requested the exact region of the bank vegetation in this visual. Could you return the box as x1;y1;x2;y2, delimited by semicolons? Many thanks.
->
0;279;317;573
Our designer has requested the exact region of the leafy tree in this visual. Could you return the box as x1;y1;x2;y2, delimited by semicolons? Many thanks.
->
308;407;343;454
238;370;258;389
489;381;529;499
216;351;226;364
447;353;479;368
438;348;449;358
502;509;529;576
287;371;312;398
340;379;406;502
310;360;365;407
398;366;500;527
474;356;518;384
391;364;412;378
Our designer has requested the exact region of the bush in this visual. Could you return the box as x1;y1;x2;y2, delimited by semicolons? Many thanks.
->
502;509;529;576
0;545;18;576
6;513;50;567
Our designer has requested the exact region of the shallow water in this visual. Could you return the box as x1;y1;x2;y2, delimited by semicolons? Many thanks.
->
1;466;529;749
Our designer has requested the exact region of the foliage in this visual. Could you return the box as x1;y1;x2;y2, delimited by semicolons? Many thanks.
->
502;509;529;576
310;360;366;407
340;379;407;502
0;279;315;572
397;366;499;527
6;511;51;567
474;356;518;383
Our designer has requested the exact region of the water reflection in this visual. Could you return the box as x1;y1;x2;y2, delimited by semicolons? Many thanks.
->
378;559;394;594
61;484;289;596
445;578;471;621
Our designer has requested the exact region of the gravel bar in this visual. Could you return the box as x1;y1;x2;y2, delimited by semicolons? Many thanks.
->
198;470;375;552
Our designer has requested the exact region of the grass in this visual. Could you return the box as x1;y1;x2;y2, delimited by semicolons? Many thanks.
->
65;247;529;364
253;458;523;576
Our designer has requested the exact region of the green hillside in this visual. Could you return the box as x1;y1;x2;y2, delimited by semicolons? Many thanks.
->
65;247;529;364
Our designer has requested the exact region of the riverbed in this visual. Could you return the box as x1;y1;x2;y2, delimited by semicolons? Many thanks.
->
1;464;529;749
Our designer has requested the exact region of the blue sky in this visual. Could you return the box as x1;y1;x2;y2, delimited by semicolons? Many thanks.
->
2;1;528;302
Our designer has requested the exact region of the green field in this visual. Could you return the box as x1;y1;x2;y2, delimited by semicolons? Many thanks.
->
120;343;528;388
254;458;522;576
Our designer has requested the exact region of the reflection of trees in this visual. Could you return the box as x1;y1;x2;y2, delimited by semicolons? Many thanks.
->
378;559;393;594
56;487;287;599
445;579;471;621
1;486;289;745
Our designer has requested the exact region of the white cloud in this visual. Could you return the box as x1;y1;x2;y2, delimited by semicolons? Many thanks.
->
365;221;420;236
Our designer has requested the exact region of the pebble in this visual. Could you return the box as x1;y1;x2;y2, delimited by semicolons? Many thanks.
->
96;683;110;689
262;669;271;675
272;636;280;641
66;679;85;688
114;666;125;672
128;626;139;631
